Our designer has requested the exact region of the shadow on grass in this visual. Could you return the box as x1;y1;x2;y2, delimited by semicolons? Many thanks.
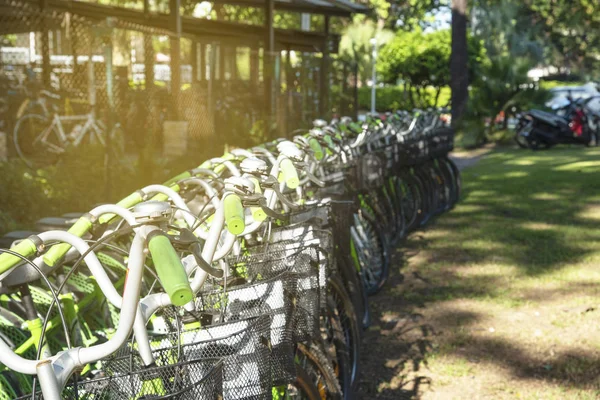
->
358;146;600;398
425;147;600;276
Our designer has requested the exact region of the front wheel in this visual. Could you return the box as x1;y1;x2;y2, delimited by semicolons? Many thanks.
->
14;114;63;168
351;212;389;296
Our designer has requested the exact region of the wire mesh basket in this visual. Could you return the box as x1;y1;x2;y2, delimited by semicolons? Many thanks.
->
192;274;299;386
18;315;272;400
226;246;321;345
429;127;455;157
16;355;224;400
318;159;358;196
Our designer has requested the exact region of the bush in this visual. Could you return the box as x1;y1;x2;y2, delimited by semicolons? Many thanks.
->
0;144;208;236
357;86;451;111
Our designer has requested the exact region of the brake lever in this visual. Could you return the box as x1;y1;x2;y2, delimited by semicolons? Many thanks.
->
241;194;290;223
167;228;224;278
260;176;300;210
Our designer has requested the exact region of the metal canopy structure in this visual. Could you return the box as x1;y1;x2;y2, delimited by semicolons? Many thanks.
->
2;0;344;53
0;0;366;155
210;0;368;17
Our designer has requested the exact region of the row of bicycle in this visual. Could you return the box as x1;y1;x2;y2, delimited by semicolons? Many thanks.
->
0;109;460;399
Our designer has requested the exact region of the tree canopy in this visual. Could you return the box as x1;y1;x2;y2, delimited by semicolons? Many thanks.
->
376;28;484;107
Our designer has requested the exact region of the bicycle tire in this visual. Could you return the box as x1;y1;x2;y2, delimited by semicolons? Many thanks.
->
290;365;323;400
296;342;343;400
14;114;62;168
327;274;360;393
335;252;370;332
351;211;389;296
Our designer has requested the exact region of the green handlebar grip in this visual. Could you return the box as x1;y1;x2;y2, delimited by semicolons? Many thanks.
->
163;171;191;187
308;138;324;160
0;239;37;274
279;158;299;189
214;163;226;175
224;195;245;235
43;217;93;267
99;191;143;224
150;193;170;202
248;177;267;222
324;134;335;149
198;160;211;169
147;234;193;306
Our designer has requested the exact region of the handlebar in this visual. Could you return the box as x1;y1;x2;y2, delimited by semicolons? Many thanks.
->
43;216;93;267
279;158;300;189
224;194;245;235
147;233;193;306
0;238;38;274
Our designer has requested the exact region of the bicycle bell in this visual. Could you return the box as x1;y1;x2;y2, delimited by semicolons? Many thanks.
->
240;157;269;175
224;176;255;196
313;119;328;128
277;141;304;162
132;201;173;225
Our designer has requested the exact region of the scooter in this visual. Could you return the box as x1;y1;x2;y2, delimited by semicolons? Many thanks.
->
515;96;599;150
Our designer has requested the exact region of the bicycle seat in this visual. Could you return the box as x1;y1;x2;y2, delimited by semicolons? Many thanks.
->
0;259;54;290
35;217;78;232
61;212;84;219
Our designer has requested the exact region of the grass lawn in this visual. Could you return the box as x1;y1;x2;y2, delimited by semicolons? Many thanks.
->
358;145;600;399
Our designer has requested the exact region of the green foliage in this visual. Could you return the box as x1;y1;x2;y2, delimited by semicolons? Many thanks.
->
376;29;484;108
388;0;448;30
474;0;600;77
357;86;451;110
463;0;556;145
0;145;203;236
338;19;394;86
464;55;551;145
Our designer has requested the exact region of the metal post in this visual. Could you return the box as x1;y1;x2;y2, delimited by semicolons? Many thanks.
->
200;42;206;81
40;0;51;87
264;0;275;123
370;37;377;115
143;34;154;89
250;45;259;88
191;40;198;84
143;0;154;89
169;0;181;119
319;16;330;118
285;45;292;136
219;43;226;81
342;62;348;116
353;61;358;120
103;34;114;199
208;42;216;134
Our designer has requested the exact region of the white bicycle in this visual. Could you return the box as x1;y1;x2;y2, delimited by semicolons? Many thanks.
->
13;91;123;169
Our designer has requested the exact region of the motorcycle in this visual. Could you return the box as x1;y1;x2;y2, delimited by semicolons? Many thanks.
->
514;96;599;150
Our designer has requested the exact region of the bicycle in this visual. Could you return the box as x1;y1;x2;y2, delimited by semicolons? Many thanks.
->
13;94;124;169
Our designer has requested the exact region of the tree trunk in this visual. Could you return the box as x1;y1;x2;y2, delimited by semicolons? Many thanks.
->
450;0;468;128
434;86;442;108
406;83;414;109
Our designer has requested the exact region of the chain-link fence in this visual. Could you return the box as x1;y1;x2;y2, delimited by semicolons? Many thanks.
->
0;0;358;164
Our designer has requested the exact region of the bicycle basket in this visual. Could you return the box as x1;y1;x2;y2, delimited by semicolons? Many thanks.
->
17;356;224;400
192;273;298;386
227;246;321;344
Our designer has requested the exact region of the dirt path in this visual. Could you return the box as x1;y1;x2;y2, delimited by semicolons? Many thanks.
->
449;145;494;171
356;147;600;399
